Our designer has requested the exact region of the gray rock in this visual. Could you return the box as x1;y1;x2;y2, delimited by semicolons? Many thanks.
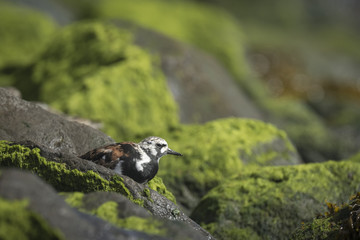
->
112;20;264;123
0;88;215;239
0;87;114;155
0;169;165;240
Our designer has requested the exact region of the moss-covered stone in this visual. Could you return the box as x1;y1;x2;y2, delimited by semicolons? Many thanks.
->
147;176;176;204
61;192;165;235
13;21;178;140
0;2;57;70
160;118;299;209
0;141;139;203
0;198;64;240
0;141;175;205
93;201;166;235
76;0;250;81
191;160;360;240
265;99;334;162
292;192;360;239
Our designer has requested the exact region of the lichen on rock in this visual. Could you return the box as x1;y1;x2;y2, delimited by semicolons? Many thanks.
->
160;118;299;210
292;192;360;239
190;160;360;239
0;2;57;70
13;21;178;140
0;197;64;240
0;141;138;204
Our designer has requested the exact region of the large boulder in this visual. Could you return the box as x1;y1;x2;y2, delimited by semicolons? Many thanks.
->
0;87;113;155
113;20;263;123
0;2;57;70
11;21;178;140
160;118;301;212
191;158;360;239
0;169;204;240
0;88;214;239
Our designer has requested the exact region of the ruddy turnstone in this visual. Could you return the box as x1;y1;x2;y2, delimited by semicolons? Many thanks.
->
79;136;182;183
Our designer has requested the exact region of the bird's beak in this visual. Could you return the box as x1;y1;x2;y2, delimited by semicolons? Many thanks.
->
167;148;182;156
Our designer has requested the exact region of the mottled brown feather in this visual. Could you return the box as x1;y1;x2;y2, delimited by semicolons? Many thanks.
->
79;142;139;170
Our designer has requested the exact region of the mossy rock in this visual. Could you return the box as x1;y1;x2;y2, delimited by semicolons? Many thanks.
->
292;192;360;240
0;2;57;75
191;160;360;240
161;117;299;210
0;140;175;205
73;0;249;79
13;21;178;140
0;198;63;240
265;98;334;163
62;192;166;236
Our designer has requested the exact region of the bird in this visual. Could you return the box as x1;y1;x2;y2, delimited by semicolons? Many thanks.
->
79;136;182;184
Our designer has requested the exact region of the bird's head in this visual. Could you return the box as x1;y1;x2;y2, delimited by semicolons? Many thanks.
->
139;136;182;160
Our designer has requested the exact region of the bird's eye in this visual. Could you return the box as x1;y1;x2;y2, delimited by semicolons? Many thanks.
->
156;143;162;147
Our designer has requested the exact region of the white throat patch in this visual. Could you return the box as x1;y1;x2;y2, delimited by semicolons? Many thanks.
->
135;150;152;172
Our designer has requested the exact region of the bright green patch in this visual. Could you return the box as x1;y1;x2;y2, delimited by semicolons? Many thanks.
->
191;160;360;240
0;141;141;205
147;176;176;204
87;0;249;79
160;118;298;200
293;192;360;239
0;141;175;204
13;21;178;140
93;201;166;236
0;2;57;70
0;198;64;240
61;192;85;209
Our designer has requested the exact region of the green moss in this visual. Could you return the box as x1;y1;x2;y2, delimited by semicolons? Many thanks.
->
0;198;64;240
191;160;360;239
0;141;142;206
14;21;178;140
204;223;261;240
293;192;360;239
161;118;297;198
88;0;249;79
61;192;84;209
0;2;57;70
147;176;176;204
92;201;166;235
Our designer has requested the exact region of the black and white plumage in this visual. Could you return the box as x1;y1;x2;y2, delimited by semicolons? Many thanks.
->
79;136;182;183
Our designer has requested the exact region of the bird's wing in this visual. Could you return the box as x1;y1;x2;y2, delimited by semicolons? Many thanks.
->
79;142;138;170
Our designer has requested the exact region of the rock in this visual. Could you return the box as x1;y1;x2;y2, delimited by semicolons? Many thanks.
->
0;87;113;155
190;159;360;240
11;21;178;140
0;2;57;70
160;118;301;213
0;87;214;239
62;191;209;239
0;140;213;239
0;169;168;240
292;192;360;240
112;20;263;123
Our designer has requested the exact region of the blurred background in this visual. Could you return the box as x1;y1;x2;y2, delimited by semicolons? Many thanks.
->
1;0;360;164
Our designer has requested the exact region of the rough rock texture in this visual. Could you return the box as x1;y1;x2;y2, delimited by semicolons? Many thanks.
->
0;88;214;239
0;141;213;239
0;87;113;155
292;192;360;240
161;118;301;213
0;169;171;240
191;159;360;240
113;20;263;123
62;191;209;239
